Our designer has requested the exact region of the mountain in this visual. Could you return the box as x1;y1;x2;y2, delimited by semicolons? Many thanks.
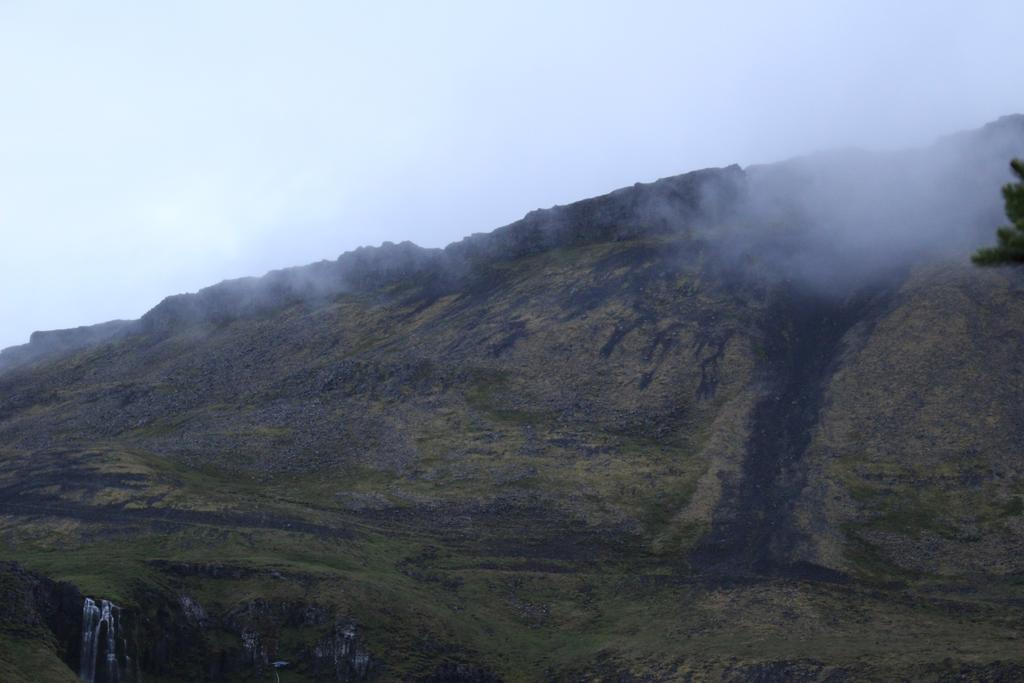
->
2;116;1024;682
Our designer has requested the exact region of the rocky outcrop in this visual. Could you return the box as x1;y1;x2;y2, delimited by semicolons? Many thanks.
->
0;561;84;671
137;590;376;681
307;623;374;682
0;320;135;375
0;562;376;682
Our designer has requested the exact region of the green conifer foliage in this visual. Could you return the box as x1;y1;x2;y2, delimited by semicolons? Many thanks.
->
973;159;1024;265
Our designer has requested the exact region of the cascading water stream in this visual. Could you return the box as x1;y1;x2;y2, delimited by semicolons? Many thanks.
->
80;598;100;683
79;597;128;683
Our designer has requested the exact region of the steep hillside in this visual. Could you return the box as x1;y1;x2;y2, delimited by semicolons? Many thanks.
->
1;117;1024;681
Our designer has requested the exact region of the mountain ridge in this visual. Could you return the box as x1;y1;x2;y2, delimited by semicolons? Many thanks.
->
0;164;744;375
2;115;1024;681
7;113;1023;375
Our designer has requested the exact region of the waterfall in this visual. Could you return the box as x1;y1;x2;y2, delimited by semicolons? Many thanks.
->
80;598;100;683
79;597;128;683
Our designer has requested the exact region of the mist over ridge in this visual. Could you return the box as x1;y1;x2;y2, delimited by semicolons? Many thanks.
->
2;113;1021;375
5;1;1022;358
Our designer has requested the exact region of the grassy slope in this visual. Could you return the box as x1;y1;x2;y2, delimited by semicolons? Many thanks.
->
1;239;1023;680
798;263;1024;577
0;636;78;683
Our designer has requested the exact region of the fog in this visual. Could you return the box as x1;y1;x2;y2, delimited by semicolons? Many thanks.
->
725;115;1024;291
1;1;1021;350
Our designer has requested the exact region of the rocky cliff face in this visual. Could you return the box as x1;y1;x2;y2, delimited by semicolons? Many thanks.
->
0;561;376;682
0;561;85;675
0;321;135;375
1;117;1023;681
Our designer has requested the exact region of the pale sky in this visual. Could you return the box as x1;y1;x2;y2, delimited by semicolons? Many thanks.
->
1;1;1020;349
